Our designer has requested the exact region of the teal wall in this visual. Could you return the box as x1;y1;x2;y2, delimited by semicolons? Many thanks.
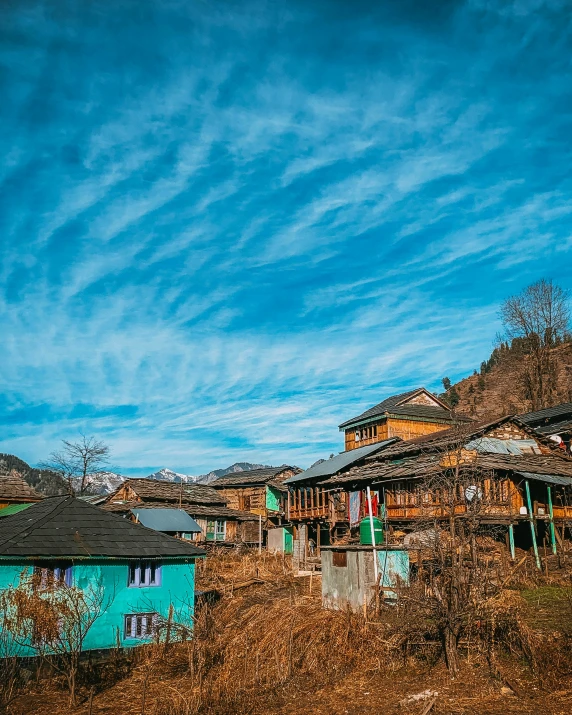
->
0;558;196;654
266;486;282;512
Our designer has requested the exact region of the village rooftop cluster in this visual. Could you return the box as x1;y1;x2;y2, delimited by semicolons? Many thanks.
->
0;386;571;652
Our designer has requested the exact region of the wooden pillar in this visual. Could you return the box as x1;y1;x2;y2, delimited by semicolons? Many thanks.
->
525;480;541;570
508;523;516;560
316;520;321;555
547;485;557;556
287;490;291;521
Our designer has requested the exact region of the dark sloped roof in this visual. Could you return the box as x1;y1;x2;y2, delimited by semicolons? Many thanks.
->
338;388;460;430
519;403;572;425
322;418;572;487
533;419;572;435
519;404;572;436
120;479;226;505
322;449;572;488
0;496;205;559
360;416;555;461
284;439;400;485
477;453;572;477
320;455;442;486
0;474;43;502
211;467;295;488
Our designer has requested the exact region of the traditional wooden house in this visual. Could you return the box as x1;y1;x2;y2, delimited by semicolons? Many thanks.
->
284;439;399;563
320;416;572;559
0;496;204;653
103;479;259;544
339;387;470;451
0;472;42;515
210;467;301;528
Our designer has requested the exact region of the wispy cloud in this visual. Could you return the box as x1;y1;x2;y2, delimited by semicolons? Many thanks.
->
1;0;571;473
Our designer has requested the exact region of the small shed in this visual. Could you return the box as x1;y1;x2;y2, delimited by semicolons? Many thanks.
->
321;545;409;612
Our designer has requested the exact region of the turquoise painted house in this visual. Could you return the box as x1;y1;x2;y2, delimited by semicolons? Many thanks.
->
0;496;205;653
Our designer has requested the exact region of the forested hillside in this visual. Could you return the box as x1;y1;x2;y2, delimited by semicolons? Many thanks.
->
443;340;572;420
0;453;68;496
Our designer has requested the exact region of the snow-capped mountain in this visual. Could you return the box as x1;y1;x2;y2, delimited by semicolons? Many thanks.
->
80;462;283;495
144;462;270;485
81;471;126;495
146;468;191;483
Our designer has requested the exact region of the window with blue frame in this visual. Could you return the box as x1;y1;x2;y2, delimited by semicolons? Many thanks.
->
127;561;161;587
33;563;73;589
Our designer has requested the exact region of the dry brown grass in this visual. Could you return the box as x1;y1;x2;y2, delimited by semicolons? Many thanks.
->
6;551;572;715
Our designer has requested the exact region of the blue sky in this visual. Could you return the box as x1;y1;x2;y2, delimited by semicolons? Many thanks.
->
1;0;571;476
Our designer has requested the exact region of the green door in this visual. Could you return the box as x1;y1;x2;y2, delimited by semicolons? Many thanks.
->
284;526;293;555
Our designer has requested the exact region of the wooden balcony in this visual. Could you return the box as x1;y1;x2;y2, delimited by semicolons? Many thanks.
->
288;488;347;522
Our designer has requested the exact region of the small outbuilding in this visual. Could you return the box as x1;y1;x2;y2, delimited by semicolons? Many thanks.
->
321;545;409;612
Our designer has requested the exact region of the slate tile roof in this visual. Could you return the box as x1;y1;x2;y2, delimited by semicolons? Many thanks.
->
359;416;555;461
519;403;572;435
338;388;466;430
121;479;226;505
0;496;205;559
0;473;43;502
211;467;296;488
321;417;572;487
519;402;572;424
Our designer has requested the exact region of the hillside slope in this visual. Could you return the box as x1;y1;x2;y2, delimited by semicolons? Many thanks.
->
0;454;68;496
450;342;572;420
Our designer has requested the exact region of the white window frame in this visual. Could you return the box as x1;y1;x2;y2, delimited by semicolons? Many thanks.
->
127;561;162;588
124;612;158;640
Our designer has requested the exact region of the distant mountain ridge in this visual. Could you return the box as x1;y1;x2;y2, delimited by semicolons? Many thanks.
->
145;462;270;485
0;454;276;496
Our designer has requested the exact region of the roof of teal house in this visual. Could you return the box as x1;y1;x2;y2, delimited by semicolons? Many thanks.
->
0;495;205;559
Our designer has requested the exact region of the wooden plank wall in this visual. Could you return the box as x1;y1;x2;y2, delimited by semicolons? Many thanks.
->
345;418;453;450
216;486;267;515
344;420;388;450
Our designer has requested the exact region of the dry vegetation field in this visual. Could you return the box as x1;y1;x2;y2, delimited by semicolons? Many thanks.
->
4;551;572;715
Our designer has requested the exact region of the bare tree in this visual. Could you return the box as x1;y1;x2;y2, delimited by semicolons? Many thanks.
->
500;278;570;410
43;435;110;496
392;431;514;678
3;570;113;706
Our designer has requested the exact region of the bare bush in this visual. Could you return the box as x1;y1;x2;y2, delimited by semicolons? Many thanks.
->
3;570;113;706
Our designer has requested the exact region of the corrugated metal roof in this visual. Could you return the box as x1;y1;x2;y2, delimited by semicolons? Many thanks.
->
515;472;572;487
132;508;202;533
465;437;542;455
284;439;399;485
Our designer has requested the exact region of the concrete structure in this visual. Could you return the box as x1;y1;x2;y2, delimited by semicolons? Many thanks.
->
267;526;293;554
321;545;409;612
